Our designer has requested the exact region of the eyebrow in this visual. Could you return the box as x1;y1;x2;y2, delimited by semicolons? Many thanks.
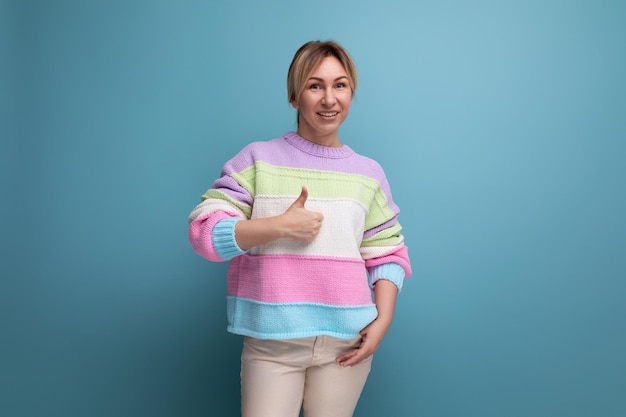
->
308;76;349;82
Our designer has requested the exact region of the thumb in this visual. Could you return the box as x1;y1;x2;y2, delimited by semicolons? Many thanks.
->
292;186;308;208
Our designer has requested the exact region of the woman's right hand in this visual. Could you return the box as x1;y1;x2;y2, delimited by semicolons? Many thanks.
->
277;186;324;242
234;186;323;250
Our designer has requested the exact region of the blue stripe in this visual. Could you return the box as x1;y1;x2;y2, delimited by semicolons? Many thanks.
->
368;262;405;291
212;217;246;260
226;297;378;340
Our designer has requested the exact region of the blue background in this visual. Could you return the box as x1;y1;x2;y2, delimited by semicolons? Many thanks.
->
2;0;625;416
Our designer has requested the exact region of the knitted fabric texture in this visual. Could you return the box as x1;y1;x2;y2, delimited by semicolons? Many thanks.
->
188;131;411;339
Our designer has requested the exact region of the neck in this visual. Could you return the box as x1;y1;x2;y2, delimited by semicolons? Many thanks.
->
296;128;342;148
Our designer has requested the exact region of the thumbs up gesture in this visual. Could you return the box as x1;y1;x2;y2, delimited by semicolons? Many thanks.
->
280;186;324;242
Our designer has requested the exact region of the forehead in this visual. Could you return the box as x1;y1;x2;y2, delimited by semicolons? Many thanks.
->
308;56;348;79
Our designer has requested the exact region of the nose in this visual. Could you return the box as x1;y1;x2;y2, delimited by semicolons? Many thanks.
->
321;88;336;106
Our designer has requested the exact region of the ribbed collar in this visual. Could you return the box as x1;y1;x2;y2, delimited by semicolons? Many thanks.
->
283;131;355;159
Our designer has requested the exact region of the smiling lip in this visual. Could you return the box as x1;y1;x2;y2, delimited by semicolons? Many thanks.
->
318;112;338;117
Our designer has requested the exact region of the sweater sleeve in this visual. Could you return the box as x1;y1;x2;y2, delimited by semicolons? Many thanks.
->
187;146;256;262
211;217;247;260
360;166;412;289
188;209;247;262
368;262;406;292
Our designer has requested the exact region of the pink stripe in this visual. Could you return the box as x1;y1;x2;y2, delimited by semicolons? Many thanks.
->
188;210;240;262
365;246;412;278
227;255;373;305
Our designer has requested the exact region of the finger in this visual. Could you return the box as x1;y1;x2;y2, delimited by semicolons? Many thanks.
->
336;349;358;363
336;349;359;366
339;348;370;367
292;186;308;208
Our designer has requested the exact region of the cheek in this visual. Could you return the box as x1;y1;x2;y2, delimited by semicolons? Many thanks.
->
296;95;315;112
342;96;353;110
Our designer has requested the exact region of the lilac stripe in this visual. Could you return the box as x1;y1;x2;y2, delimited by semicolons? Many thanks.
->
363;215;399;239
210;175;253;206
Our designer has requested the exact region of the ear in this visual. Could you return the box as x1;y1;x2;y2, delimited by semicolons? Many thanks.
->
290;100;299;110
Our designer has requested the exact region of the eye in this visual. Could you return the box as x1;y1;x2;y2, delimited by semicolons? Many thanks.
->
309;83;321;90
335;82;347;89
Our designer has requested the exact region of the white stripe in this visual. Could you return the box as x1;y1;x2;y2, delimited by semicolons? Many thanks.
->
359;239;406;260
249;196;367;259
188;198;246;223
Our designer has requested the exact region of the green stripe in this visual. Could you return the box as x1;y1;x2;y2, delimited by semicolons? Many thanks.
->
202;161;398;231
231;169;256;196
201;189;252;218
247;162;396;229
248;162;378;200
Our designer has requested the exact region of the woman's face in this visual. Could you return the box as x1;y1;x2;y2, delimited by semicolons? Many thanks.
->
292;56;353;147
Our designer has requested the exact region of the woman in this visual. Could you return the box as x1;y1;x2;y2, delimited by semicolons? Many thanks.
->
188;40;411;417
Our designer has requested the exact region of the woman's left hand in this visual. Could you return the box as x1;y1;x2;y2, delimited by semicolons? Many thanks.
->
335;318;391;367
336;279;398;367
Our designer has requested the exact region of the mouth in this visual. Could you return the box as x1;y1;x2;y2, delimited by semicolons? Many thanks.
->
317;111;338;118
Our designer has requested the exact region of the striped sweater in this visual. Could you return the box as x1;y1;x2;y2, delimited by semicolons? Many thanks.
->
188;131;411;340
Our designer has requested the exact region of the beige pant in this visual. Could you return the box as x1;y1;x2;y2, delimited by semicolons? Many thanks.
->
241;336;372;417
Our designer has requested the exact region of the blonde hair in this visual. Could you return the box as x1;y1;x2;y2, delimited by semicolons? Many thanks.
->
287;41;358;123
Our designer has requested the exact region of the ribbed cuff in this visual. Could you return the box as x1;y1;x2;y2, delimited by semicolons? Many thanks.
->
211;217;246;261
368;263;405;292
